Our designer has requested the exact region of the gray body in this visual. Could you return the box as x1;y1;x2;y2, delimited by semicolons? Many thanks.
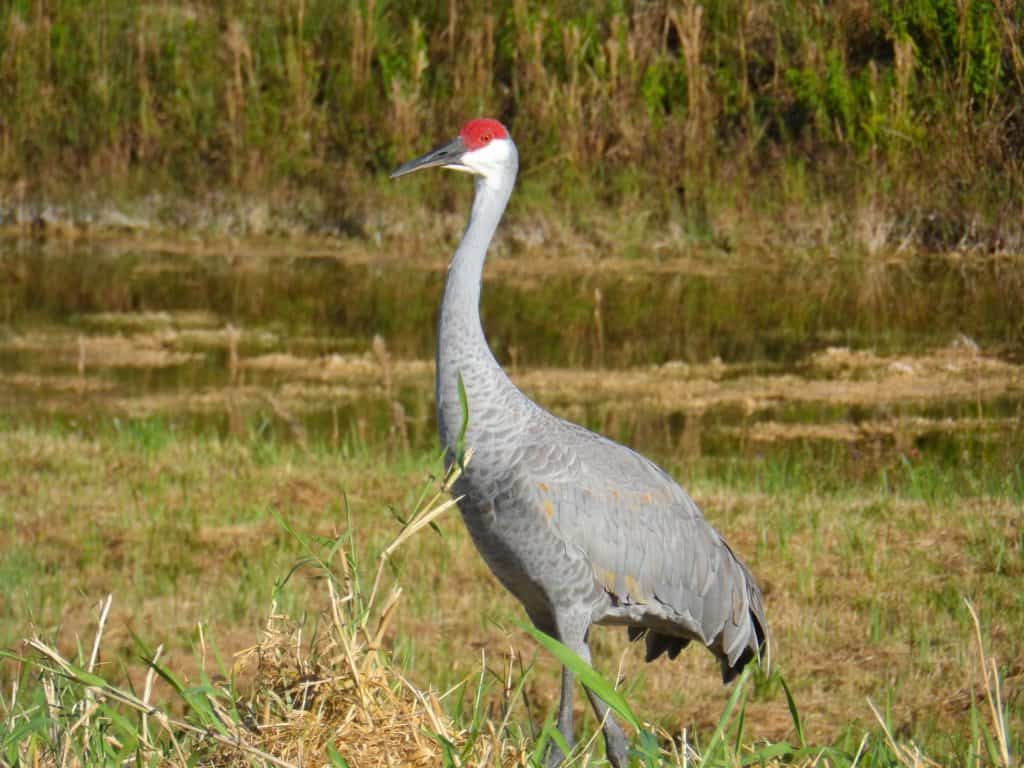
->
403;129;768;768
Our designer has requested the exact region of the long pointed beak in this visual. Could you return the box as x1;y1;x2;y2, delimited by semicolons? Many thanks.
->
390;136;467;179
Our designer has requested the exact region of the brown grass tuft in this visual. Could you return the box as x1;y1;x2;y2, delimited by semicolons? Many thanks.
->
221;604;458;766
210;460;492;767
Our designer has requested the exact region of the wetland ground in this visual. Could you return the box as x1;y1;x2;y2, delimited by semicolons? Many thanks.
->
1;233;1022;766
3;2;1023;761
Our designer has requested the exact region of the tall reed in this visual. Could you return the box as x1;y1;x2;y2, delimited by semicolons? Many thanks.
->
1;1;1021;247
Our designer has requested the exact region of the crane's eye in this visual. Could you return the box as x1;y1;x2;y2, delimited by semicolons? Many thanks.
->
481;133;492;143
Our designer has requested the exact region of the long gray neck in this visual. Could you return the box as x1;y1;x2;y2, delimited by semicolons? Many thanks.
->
436;171;521;452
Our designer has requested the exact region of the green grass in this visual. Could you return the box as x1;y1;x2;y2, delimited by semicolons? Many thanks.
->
0;417;1020;765
1;1;1022;250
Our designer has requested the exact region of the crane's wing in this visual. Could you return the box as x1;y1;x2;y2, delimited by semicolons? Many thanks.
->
519;417;768;676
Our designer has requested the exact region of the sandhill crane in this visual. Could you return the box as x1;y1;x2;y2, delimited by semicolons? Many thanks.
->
391;119;768;768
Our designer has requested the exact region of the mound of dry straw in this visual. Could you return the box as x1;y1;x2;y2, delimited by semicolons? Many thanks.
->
213;458;502;767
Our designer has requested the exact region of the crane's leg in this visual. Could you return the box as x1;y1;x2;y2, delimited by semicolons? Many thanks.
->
582;678;629;768
554;616;629;768
545;665;576;768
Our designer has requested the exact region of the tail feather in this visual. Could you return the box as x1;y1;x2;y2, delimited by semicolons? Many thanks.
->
626;627;691;663
720;556;769;683
625;545;770;682
665;636;689;660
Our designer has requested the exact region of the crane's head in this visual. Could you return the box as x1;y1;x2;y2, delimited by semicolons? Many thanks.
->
390;118;516;185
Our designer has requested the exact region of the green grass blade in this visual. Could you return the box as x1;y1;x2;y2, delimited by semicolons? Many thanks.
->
741;741;794;765
326;741;350;767
455;370;470;470
779;674;805;748
514;619;642;731
699;666;751;767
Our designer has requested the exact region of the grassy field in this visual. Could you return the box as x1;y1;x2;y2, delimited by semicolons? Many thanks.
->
1;229;1022;765
2;3;1023;762
1;366;1021;764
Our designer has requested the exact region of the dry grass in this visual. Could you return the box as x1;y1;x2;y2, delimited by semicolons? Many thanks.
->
3;459;533;767
207;460;501;767
0;407;1020;765
3;317;1020;423
2;435;1018;765
1;232;1022;762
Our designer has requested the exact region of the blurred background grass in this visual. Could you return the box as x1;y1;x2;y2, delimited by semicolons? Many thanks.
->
1;0;1022;249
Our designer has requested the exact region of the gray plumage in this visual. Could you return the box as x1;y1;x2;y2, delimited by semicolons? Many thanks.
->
392;119;768;768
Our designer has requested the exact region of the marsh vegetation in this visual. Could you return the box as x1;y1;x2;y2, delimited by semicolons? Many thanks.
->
2;0;1023;251
1;236;1022;765
1;1;1023;764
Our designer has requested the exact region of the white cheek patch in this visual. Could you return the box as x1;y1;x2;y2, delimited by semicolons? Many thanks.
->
462;140;513;177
